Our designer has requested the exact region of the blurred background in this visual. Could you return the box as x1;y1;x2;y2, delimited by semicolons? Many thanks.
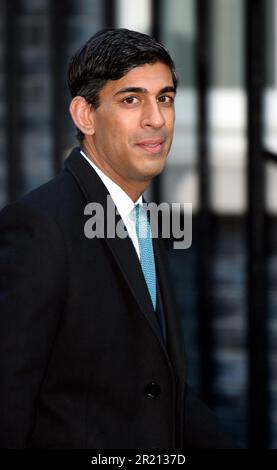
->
0;0;277;449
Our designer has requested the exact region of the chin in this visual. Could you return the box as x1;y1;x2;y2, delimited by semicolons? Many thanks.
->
140;163;166;181
150;156;167;174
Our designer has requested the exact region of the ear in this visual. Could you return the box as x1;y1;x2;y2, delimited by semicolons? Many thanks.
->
69;96;95;136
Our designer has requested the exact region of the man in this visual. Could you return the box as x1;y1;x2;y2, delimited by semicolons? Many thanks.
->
0;28;236;449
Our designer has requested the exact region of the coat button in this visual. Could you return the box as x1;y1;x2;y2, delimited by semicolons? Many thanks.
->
145;382;161;399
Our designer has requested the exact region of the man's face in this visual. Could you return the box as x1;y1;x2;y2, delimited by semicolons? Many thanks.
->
84;61;176;197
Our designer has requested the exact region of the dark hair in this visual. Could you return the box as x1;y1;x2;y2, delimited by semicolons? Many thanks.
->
67;28;178;143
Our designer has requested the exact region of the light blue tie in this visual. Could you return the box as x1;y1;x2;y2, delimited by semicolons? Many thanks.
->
134;204;156;310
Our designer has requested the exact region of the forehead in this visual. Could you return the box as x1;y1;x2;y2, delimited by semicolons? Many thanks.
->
100;62;174;98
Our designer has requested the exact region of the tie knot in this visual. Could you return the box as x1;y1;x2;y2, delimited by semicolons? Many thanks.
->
133;204;150;239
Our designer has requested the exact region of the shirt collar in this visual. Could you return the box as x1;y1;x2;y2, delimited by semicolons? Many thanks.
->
80;149;143;218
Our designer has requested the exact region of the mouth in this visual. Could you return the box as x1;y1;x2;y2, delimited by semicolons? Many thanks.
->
136;139;165;154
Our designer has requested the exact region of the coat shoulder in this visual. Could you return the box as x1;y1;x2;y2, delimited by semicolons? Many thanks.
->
21;169;83;215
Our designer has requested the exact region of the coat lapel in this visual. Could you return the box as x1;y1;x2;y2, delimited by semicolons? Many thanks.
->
153;236;187;381
64;147;166;347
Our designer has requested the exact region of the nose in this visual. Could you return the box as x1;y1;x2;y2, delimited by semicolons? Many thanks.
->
141;100;166;129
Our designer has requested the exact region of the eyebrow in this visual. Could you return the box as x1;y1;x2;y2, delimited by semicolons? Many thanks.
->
114;86;176;97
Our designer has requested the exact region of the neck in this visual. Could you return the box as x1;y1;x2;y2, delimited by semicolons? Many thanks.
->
82;143;149;202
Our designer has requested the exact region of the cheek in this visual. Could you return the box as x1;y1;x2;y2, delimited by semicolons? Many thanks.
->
104;113;131;138
111;111;139;138
110;125;137;150
167;111;175;129
95;116;118;146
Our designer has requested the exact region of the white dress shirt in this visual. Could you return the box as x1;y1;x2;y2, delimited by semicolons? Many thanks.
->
80;149;142;259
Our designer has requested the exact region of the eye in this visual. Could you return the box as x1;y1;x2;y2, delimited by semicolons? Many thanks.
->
122;96;139;105
158;95;175;104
